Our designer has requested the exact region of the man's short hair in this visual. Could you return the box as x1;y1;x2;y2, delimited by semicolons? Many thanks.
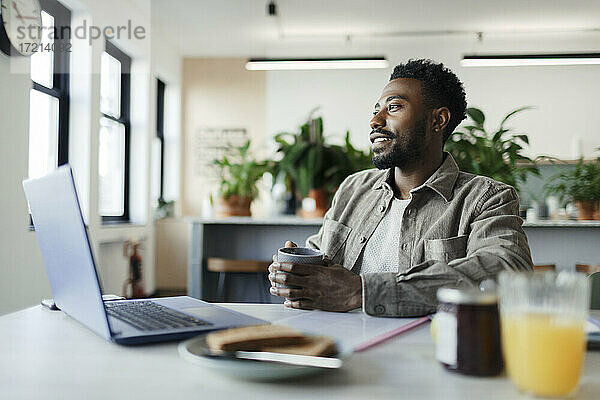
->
389;59;467;142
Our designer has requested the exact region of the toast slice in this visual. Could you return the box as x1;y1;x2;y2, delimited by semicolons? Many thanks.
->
261;335;337;357
206;324;306;352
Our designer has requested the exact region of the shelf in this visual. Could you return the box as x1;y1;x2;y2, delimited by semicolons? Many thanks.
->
186;216;323;226
518;158;598;166
186;216;600;228
523;220;600;228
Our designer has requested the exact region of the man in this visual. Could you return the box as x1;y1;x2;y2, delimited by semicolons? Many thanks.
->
268;59;533;317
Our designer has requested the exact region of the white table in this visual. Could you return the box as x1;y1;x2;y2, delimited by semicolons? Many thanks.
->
2;304;600;400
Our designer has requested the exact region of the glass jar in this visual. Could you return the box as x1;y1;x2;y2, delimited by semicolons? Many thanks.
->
435;287;503;376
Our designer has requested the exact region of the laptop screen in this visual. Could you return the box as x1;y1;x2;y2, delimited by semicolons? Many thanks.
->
23;166;112;340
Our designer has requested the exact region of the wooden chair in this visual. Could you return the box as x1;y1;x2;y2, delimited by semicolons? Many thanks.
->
206;258;271;303
533;264;556;272
590;272;600;310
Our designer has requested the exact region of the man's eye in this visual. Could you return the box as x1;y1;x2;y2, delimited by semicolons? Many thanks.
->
372;110;380;116
389;104;401;111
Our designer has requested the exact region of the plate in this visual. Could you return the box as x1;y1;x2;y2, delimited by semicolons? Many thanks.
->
178;334;344;381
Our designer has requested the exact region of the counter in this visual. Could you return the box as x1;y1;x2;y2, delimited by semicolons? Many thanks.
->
186;217;600;301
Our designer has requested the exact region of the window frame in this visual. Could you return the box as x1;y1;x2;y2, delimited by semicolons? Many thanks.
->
156;78;165;202
100;40;131;224
32;0;71;167
29;0;71;229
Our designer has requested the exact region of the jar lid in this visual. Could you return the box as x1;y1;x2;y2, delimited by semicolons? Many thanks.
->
437;287;497;305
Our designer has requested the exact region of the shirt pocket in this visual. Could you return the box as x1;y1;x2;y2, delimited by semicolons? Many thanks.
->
321;219;352;261
424;235;468;263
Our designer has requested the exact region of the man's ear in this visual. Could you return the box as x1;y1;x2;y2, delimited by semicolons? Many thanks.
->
431;107;451;134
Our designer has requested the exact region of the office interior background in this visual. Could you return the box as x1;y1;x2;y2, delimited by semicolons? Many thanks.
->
1;0;600;315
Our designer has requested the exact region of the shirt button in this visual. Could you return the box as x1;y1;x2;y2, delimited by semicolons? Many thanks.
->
379;205;386;212
374;305;385;314
406;208;413;215
360;236;367;243
402;243;410;251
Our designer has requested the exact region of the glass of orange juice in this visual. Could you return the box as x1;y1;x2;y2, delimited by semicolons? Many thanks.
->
498;272;590;398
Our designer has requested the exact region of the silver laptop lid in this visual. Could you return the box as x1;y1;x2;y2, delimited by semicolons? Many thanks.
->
23;166;112;340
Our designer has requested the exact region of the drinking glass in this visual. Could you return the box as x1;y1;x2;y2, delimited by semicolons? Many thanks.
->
498;271;590;398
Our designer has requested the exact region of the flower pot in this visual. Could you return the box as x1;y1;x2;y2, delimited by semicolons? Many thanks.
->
576;200;599;221
300;188;329;218
216;195;252;217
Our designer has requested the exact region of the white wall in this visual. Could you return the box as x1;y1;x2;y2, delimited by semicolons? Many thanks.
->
181;58;266;217
266;33;600;159
0;0;181;314
266;69;387;151
0;56;51;316
181;32;600;218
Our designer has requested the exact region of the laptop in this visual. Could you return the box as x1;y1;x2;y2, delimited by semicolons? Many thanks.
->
23;165;267;344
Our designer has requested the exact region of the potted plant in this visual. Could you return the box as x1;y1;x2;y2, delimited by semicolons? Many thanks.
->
154;198;175;220
325;131;374;189
213;140;269;217
273;110;372;218
445;107;540;191
273;114;331;218
545;156;600;220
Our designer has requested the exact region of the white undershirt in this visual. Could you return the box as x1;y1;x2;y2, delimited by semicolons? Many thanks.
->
358;196;411;274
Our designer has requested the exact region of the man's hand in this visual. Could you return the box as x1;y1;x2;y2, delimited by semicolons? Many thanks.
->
268;242;362;312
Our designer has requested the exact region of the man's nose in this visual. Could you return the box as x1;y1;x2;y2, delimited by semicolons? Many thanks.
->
370;111;385;130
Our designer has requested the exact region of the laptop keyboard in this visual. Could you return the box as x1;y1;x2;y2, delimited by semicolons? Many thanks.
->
104;301;212;331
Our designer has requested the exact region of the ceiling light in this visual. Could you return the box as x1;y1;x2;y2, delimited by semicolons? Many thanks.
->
461;53;600;67
245;57;389;71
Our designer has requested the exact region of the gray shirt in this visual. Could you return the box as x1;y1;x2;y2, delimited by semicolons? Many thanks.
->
306;153;533;317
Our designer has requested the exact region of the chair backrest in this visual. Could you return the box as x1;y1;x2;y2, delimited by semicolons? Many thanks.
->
576;264;600;275
534;264;556;272
207;258;270;273
590;272;600;310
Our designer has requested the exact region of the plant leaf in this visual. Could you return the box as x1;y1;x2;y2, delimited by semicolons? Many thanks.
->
499;106;534;129
512;134;529;144
466;107;485;126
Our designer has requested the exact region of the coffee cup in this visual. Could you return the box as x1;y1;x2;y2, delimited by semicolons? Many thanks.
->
275;247;324;289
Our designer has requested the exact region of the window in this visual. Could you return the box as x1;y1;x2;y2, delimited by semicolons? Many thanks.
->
151;78;166;207
98;41;131;222
28;0;70;180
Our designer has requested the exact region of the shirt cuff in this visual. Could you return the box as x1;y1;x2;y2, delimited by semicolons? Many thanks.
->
361;272;399;316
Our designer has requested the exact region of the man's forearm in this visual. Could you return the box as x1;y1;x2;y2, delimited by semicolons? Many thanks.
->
361;247;532;317
361;272;439;317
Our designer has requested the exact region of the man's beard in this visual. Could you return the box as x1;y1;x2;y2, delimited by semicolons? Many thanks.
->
372;118;427;170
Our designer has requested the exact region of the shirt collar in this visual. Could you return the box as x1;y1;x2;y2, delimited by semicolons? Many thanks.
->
371;168;394;192
371;152;459;202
